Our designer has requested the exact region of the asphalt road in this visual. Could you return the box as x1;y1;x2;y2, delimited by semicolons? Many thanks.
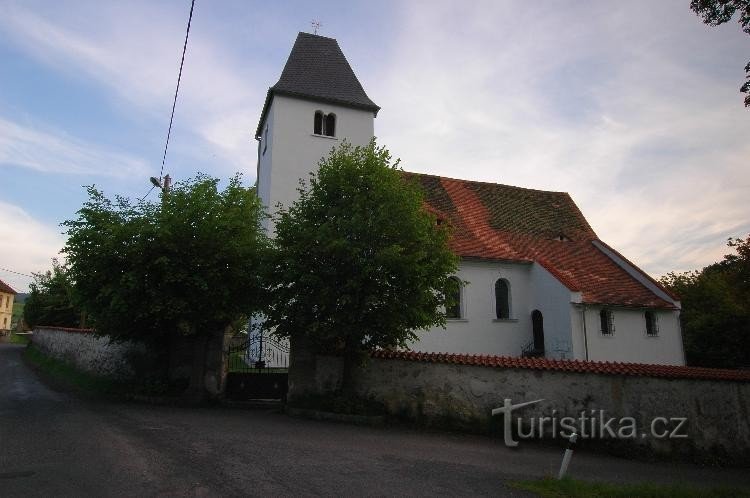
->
1;343;749;497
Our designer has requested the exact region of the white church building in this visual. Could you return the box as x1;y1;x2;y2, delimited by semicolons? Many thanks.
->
254;32;686;366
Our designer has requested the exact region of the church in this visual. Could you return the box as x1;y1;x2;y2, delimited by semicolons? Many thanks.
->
254;32;685;366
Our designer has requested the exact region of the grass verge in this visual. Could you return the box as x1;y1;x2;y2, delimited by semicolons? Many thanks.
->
510;477;750;498
10;332;30;345
23;345;125;396
22;346;196;401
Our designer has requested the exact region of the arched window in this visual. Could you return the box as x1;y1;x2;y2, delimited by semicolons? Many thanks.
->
531;310;545;352
325;113;336;137
314;111;324;135
645;311;658;336
495;279;510;319
445;277;462;319
600;308;614;335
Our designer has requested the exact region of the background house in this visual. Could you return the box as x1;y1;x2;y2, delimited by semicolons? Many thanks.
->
254;32;685;366
0;278;17;332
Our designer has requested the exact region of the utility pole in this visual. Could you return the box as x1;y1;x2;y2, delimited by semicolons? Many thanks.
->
150;174;172;198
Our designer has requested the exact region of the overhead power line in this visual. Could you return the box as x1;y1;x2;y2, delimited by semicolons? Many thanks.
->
0;267;34;279
142;0;196;202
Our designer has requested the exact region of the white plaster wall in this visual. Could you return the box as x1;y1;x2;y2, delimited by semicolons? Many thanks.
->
570;307;587;361
580;307;685;365
529;263;575;359
256;101;275;231
409;259;684;365
258;95;375;232
32;327;154;380
410;260;534;356
411;260;580;359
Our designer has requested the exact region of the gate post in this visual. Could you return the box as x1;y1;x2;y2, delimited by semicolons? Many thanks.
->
204;326;233;398
287;333;317;403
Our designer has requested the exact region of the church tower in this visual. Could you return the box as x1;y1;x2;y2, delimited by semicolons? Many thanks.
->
255;32;380;230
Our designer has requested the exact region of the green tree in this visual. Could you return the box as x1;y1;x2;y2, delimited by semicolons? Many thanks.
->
264;141;459;392
23;259;82;329
690;0;750;107
660;234;750;368
63;174;268;398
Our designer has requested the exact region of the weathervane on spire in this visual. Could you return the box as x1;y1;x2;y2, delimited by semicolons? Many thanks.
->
311;19;322;35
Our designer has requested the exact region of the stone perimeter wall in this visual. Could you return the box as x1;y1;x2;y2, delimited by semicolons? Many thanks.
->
32;327;156;381
290;349;750;462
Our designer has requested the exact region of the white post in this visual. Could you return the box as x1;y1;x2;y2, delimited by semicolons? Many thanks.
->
557;433;578;479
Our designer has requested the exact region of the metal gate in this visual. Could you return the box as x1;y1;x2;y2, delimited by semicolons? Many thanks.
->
225;332;289;401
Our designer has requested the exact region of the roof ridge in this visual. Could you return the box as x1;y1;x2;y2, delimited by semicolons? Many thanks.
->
402;170;571;196
297;31;337;41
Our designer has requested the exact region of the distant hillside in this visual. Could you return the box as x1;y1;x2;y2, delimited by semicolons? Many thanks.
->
14;293;28;304
12;302;24;329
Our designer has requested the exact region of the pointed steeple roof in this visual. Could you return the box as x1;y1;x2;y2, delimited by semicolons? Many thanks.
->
255;32;379;137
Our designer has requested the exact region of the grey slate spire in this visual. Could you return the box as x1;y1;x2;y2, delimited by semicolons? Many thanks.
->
255;32;379;137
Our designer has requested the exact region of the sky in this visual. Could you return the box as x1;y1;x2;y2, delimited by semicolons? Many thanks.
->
0;0;748;293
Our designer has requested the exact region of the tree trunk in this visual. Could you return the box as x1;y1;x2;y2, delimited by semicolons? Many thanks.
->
184;329;229;404
185;334;209;404
287;333;317;403
340;335;357;396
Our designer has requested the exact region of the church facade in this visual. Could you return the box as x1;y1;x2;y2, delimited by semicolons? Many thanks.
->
254;32;685;366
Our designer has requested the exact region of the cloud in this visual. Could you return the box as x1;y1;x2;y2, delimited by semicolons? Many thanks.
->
0;201;65;293
0;116;148;177
369;0;750;276
0;2;263;177
1;0;746;278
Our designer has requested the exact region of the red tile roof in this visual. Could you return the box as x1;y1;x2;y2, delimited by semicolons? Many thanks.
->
372;350;750;382
403;172;676;309
0;278;17;295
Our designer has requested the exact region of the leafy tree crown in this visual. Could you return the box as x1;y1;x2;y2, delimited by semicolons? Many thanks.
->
264;140;459;354
62;174;268;342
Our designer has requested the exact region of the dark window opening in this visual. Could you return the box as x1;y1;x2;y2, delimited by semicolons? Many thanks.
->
446;277;462;319
263;124;268;155
645;311;658;336
532;310;545;352
324;113;336;137
314;111;323;135
495;279;510;319
600;308;614;335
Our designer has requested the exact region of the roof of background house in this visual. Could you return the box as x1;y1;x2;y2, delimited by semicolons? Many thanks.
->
0;278;17;295
403;172;677;309
255;32;380;138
